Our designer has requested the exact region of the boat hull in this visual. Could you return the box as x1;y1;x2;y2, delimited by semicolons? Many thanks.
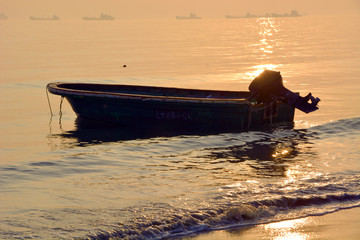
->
47;82;295;131
65;94;251;130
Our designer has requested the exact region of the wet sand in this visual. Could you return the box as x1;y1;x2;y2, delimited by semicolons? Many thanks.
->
184;207;360;240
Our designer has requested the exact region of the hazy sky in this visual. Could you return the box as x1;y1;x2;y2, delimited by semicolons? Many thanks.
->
1;0;359;18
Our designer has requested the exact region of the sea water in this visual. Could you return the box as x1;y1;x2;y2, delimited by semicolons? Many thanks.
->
0;15;359;239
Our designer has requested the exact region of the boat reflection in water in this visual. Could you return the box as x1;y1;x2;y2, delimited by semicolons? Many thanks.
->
48;115;313;180
50;115;294;145
52;117;210;146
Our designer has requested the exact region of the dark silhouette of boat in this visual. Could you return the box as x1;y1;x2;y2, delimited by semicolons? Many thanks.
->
83;13;114;21
176;12;201;20
46;70;319;131
46;82;290;131
29;15;60;20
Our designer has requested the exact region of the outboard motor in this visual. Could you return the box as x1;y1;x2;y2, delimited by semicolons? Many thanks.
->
249;70;320;113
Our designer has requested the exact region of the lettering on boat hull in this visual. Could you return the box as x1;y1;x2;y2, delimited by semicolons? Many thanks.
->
154;109;192;121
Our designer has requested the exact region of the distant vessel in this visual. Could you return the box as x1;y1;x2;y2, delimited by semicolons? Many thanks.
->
0;13;8;20
226;13;257;19
176;13;201;20
266;10;301;18
83;13;114;21
226;10;301;19
29;15;60;20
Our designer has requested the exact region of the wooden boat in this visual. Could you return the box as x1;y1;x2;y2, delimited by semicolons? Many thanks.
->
46;82;295;131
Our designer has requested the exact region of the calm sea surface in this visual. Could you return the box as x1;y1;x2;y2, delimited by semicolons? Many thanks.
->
0;15;360;239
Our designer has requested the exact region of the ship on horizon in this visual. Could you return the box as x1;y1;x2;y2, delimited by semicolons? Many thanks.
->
226;10;301;19
0;13;8;20
29;15;60;20
83;13;114;21
176;12;201;20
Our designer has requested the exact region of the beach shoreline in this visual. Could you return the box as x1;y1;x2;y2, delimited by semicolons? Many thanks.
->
183;207;360;240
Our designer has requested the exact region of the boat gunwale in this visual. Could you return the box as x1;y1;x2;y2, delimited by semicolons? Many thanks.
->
47;82;252;105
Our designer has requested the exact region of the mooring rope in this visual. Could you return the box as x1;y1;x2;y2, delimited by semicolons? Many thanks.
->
59;96;64;117
58;96;64;130
248;100;277;128
46;86;54;116
250;100;277;112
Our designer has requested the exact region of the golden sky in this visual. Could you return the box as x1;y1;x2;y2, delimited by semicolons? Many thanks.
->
0;0;359;19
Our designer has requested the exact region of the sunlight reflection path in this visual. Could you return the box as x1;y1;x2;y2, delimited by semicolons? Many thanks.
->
246;18;281;78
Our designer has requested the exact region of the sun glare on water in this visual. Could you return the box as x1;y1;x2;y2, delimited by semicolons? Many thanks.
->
245;64;280;78
265;218;310;240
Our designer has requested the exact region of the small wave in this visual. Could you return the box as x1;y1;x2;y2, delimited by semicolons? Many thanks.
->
251;193;360;209
88;192;360;240
84;118;360;240
308;117;360;137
